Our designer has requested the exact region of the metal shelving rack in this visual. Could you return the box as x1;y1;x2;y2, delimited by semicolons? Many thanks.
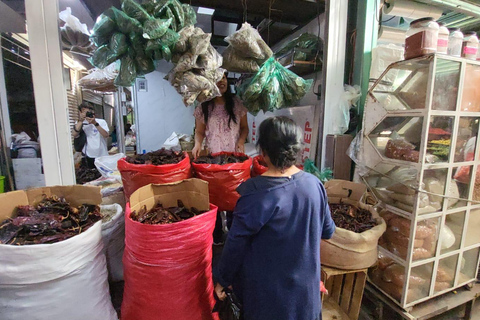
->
358;53;480;310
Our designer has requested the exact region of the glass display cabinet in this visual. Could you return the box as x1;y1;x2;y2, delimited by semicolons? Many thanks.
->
360;54;480;309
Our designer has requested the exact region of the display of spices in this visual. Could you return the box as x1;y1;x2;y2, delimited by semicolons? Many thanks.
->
76;165;102;185
427;139;451;161
328;204;377;233
125;148;185;165
193;154;249;165
0;196;101;245
131;199;206;224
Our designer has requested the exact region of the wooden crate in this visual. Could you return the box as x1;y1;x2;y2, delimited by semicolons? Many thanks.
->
322;266;367;320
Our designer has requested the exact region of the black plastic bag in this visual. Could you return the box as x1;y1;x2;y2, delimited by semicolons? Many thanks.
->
212;288;242;320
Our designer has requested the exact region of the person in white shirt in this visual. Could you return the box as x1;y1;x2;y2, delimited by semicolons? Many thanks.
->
72;103;109;168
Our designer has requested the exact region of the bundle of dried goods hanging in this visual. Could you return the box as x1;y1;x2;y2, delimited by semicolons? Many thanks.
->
193;154;249;165
131;199;206;224
328;203;377;233
0;196;101;245
125;148;185;165
76;165;101;184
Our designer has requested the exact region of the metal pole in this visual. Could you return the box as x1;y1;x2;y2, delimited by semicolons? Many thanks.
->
115;87;126;155
25;0;75;185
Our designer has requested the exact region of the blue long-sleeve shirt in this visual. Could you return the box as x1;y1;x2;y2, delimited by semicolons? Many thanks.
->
215;171;335;320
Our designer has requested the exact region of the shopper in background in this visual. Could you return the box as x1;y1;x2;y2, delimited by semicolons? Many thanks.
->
73;103;109;168
215;116;335;320
192;73;249;158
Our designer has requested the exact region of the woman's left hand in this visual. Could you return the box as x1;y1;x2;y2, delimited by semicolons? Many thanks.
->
215;283;227;301
235;142;245;153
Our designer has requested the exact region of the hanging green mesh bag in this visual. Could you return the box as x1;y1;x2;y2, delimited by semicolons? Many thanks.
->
121;0;152;23
182;4;197;27
115;55;137;87
109;33;128;60
142;17;172;39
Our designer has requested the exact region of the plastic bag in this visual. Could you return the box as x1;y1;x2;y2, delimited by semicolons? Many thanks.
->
122;0;151;23
143;17;172;39
78;63;119;92
95;153;125;179
91;13;116;47
192;152;252;211
174;25;195;53
122;203;219;320
222;46;260;73
251;155;268;177
212;288;242;320
275;33;322;59
179;71;221;105
225;22;272;60
196;45;223;70
303;159;332;183
237;57;313;115
109;33;128;60
59;7;92;54
100;204;125;282
117;154;193;199
182;4;197;26
0;222;117;320
111;7;142;34
89;45;117;69
333;85;361;135
115;55;137;87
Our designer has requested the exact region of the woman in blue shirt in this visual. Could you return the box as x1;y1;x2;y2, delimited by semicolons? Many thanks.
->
215;116;335;320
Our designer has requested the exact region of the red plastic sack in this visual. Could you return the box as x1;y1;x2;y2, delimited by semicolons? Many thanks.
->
252;155;268;177
192;152;252;211
118;154;192;199
122;203;219;320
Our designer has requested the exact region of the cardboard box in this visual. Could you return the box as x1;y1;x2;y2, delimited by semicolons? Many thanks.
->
129;178;210;213
0;185;102;221
324;179;366;204
325;134;354;180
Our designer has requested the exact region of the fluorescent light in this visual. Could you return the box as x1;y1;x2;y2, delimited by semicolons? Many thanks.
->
197;7;215;15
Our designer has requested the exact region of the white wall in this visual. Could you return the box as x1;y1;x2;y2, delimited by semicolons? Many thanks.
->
135;61;195;153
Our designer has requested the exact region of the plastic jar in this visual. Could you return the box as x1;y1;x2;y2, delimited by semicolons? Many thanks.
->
447;28;463;57
405;18;439;59
462;31;479;60
437;22;449;54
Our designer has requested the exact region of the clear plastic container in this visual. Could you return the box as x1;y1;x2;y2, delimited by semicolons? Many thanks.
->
447;28;463;57
462;31;479;60
405;18;439;60
437;23;449;54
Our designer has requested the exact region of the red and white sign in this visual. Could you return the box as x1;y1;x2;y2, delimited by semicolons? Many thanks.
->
247;105;318;164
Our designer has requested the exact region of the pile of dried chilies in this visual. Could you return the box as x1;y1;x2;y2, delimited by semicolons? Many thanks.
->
125;148;185;165
131;200;206;224
0;196;101;245
328;203;377;233
193;154;249;165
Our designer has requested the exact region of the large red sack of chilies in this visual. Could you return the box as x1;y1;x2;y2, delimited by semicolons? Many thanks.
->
121;181;219;320
117;153;192;199
192;152;252;211
252;155;268;177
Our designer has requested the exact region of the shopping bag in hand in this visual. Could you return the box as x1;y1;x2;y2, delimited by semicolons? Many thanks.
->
212;288;242;320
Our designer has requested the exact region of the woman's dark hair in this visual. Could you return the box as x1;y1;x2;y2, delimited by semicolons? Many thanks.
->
257;116;302;170
200;77;237;128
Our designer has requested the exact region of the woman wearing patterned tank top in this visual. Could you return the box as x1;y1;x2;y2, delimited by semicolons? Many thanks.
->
192;73;249;158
